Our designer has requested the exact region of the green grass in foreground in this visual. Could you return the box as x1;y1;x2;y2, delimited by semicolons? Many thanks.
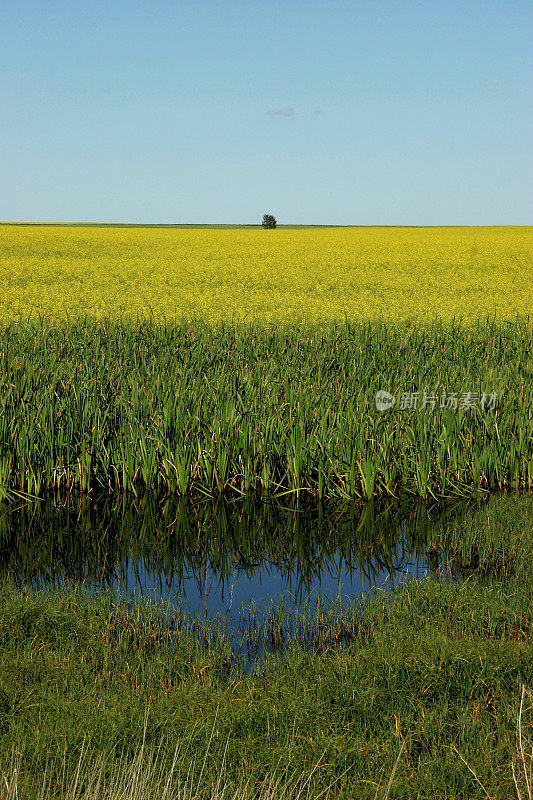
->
1;495;532;798
0;318;531;500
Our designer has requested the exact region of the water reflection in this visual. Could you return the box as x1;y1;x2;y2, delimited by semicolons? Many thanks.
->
0;495;471;621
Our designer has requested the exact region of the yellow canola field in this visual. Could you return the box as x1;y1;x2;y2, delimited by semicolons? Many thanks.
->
0;225;531;323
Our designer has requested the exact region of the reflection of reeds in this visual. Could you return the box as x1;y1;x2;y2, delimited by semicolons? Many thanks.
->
0;318;530;499
0;493;459;592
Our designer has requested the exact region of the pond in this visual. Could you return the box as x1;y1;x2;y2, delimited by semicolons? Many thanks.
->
1;494;477;626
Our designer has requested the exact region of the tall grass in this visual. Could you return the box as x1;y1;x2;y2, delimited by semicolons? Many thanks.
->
0;318;531;499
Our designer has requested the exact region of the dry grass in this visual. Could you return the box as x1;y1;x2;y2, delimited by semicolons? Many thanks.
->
0;721;348;800
513;686;533;800
450;685;533;800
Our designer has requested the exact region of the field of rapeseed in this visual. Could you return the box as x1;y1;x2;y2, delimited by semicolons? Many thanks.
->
0;224;531;322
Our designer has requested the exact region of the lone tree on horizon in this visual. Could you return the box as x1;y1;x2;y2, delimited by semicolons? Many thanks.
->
262;214;277;229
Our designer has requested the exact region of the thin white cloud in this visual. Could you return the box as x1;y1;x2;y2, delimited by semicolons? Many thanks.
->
266;107;295;117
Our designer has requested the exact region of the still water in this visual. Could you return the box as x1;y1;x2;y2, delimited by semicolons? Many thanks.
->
0;495;473;625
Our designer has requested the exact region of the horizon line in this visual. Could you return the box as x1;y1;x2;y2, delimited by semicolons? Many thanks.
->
1;221;530;229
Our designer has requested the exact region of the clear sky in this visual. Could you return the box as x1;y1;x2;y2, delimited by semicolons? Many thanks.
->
1;0;531;225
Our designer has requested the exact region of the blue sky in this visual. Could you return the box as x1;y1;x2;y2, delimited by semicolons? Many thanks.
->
1;1;531;224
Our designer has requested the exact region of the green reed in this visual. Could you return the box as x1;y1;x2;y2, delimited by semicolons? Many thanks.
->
0;317;531;499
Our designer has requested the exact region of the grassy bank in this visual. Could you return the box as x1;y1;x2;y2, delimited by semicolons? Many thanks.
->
0;318;531;499
1;585;531;798
1;494;532;798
